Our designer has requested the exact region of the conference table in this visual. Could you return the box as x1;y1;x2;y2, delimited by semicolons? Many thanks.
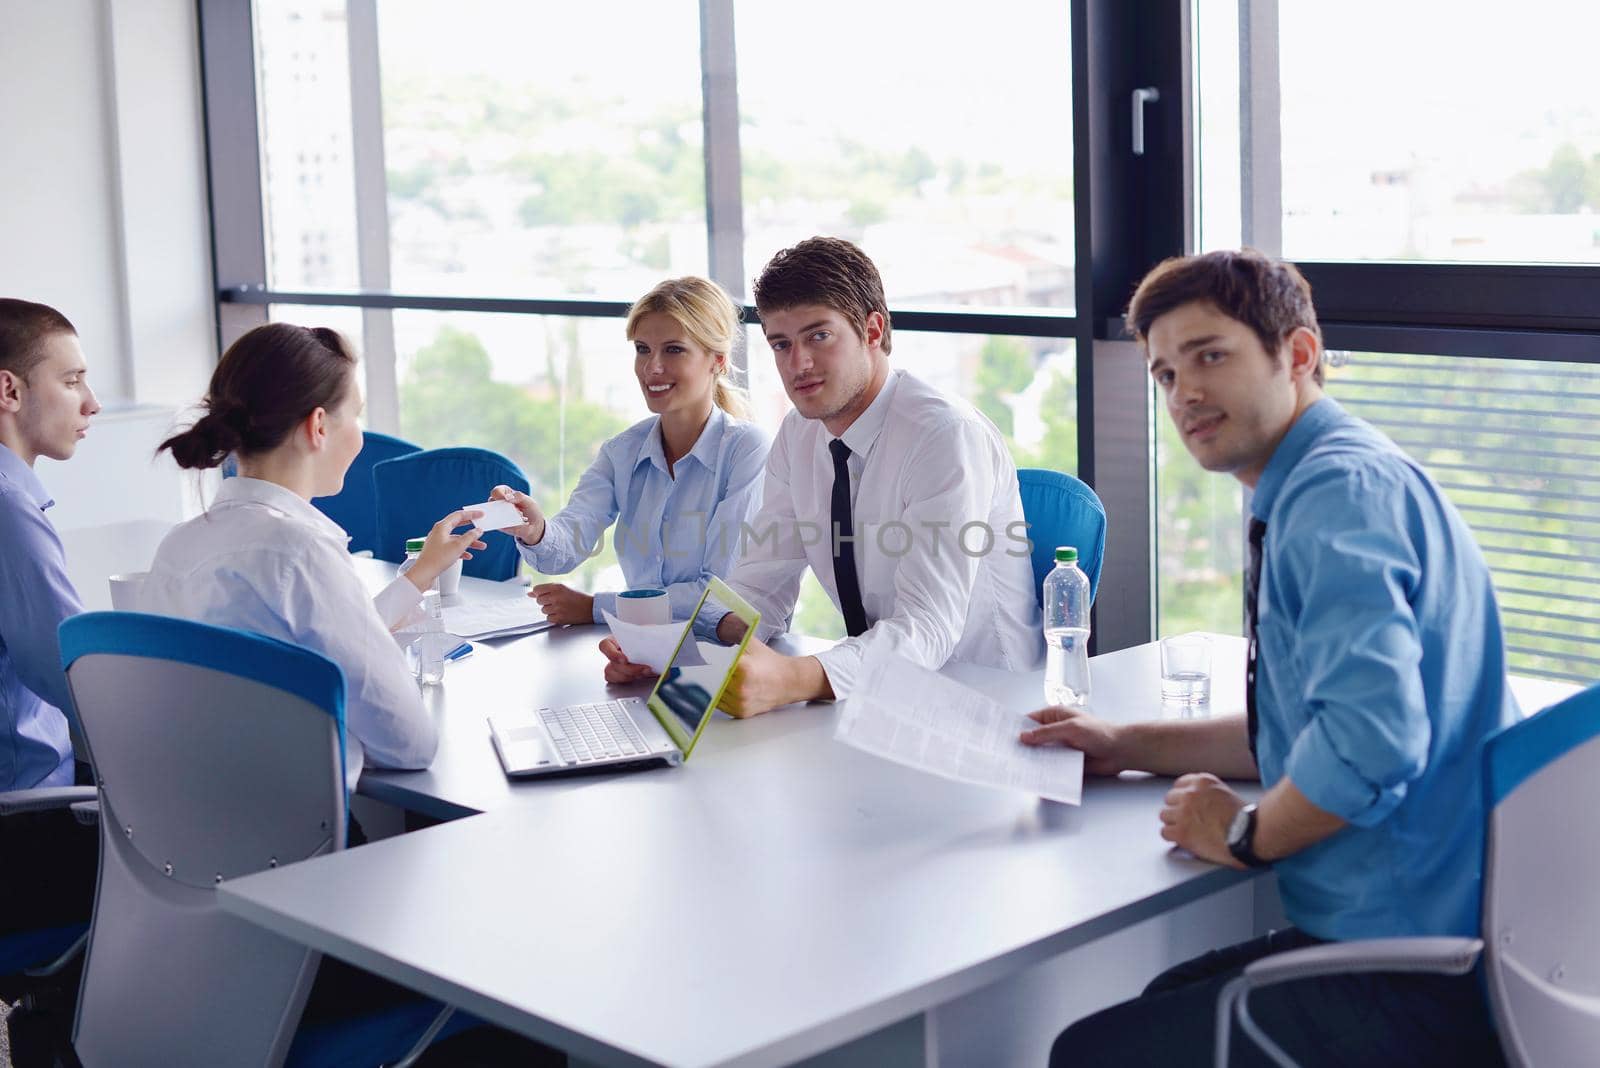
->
60;539;1579;1066
208;559;1263;1066
210;563;1579;1068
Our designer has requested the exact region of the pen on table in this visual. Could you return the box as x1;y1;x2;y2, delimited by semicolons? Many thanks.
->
445;642;474;662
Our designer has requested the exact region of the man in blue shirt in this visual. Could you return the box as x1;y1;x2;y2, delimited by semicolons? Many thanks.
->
1022;251;1515;1066
0;297;102;940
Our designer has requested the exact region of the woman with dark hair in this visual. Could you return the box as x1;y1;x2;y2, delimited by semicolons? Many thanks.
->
141;323;483;789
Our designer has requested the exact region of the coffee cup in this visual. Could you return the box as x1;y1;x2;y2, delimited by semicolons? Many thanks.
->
107;571;150;611
616;588;670;626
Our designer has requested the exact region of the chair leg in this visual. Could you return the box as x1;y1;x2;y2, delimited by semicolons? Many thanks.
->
385;1005;455;1068
1235;986;1299;1068
1216;974;1245;1067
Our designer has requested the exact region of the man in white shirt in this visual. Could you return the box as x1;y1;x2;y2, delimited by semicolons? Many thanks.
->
603;237;1041;715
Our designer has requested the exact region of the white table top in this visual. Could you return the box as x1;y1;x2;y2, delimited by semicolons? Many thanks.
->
177;543;1577;1068
348;557;836;819
219;639;1261;1068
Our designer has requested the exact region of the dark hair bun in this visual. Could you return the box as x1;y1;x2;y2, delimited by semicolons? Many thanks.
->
160;408;244;471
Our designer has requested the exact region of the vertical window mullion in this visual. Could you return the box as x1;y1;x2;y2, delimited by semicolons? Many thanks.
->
699;0;747;378
345;0;399;432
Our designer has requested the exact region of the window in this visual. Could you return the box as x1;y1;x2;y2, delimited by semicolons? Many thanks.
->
255;0;360;290
1333;351;1600;683
373;0;707;297
735;0;1075;311
1279;2;1600;265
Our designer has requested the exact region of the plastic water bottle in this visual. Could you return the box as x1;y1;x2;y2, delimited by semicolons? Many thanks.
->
413;590;447;686
397;537;427;585
1042;546;1092;707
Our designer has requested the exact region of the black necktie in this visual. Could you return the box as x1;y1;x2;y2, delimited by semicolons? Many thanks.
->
1245;518;1267;763
829;439;870;637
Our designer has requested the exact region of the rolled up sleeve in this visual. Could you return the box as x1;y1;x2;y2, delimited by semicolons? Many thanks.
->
1276;468;1429;827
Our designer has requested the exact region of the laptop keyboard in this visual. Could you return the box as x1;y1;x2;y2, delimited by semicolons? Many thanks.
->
541;701;652;765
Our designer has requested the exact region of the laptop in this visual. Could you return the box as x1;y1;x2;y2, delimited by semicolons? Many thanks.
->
488;576;760;778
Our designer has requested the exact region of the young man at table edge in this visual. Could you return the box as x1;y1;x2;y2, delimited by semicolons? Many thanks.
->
1021;250;1516;1066
600;237;1041;716
0;298;102;945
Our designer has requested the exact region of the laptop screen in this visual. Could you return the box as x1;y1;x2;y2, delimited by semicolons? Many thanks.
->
645;577;759;758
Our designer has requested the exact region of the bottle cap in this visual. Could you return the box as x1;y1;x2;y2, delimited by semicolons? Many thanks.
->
406;538;427;553
1055;546;1078;563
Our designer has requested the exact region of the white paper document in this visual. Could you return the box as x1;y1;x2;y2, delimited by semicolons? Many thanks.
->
835;648;1084;805
443;597;554;640
601;611;708;675
461;499;526;531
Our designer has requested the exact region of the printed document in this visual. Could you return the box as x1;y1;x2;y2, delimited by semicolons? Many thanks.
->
836;647;1083;805
602;611;708;674
443;597;554;640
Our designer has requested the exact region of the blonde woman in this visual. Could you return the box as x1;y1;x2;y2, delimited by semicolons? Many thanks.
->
494;277;770;624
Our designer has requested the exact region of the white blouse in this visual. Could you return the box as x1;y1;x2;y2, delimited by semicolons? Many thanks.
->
141;476;437;789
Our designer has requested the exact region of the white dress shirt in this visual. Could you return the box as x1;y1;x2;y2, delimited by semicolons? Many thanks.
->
707;368;1043;697
141;477;437;789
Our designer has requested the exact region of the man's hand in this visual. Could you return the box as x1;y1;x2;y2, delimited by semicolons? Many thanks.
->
1159;772;1247;868
530;582;593;625
491;484;546;546
717;638;829;719
1019;707;1128;776
598;636;655;685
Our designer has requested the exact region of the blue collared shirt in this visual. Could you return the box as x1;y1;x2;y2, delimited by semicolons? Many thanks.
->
1251;398;1518;941
0;443;80;790
519;408;770;623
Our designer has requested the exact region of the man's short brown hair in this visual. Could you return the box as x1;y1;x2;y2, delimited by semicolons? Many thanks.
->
753;236;893;355
0;298;77;383
1126;249;1323;384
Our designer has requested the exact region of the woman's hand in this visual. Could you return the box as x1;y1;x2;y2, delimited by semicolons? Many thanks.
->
491;484;546;546
405;508;486;591
530;582;594;626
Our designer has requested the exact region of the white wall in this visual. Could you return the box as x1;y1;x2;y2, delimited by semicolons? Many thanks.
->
0;1;132;399
0;0;217;518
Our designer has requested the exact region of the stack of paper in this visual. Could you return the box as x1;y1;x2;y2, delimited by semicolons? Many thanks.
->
600;611;706;674
835;647;1084;805
443;597;554;641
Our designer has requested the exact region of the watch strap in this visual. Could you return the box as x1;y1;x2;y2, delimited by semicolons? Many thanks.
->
1228;804;1271;869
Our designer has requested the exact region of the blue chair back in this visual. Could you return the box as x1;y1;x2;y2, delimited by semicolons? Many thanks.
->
372;446;530;580
60;612;348;1066
311;430;421;555
1479;682;1600;1067
1017;468;1107;604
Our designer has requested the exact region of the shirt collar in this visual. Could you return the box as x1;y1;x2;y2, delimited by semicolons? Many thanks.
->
1249;396;1347;521
0;442;53;511
636;406;729;476
834;368;901;460
213;475;352;547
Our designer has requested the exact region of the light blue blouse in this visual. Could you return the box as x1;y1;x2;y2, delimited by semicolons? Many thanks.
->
518;407;769;623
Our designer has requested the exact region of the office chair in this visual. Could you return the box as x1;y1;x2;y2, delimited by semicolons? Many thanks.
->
1215;681;1600;1067
311;430;421;555
1017;468;1107;604
59;611;468;1067
372;446;530;581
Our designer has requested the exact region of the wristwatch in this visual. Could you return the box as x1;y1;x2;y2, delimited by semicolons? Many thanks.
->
1226;803;1271;869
